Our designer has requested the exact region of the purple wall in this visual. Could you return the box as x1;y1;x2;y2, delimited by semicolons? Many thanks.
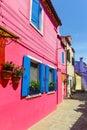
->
75;57;87;90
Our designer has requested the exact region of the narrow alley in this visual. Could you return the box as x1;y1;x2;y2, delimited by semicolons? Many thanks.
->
28;92;87;130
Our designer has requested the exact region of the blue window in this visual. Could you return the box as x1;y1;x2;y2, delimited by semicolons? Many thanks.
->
30;0;43;32
45;66;57;93
22;56;45;96
62;52;64;64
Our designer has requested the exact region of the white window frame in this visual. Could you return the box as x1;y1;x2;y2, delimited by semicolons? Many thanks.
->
30;0;44;35
27;55;42;63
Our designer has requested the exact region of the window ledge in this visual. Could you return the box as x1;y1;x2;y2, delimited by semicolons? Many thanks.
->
47;91;55;95
26;93;42;99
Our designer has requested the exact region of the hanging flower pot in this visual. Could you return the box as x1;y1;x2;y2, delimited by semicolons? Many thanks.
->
1;70;12;79
12;65;24;83
12;75;21;83
1;61;14;79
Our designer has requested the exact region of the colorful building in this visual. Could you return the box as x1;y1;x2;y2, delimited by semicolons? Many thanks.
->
75;57;87;91
57;35;67;102
75;72;82;91
0;0;63;129
66;36;75;98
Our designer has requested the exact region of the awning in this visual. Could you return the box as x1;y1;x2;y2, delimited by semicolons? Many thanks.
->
0;25;19;39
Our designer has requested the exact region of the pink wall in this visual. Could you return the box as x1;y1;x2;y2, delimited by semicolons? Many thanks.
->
57;36;67;103
0;0;62;129
0;40;58;130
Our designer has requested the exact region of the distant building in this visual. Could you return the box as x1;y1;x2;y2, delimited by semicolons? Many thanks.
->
65;36;75;97
57;35;67;103
75;57;87;91
75;72;82;91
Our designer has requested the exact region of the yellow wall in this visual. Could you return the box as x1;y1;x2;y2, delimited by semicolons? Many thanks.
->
75;73;82;90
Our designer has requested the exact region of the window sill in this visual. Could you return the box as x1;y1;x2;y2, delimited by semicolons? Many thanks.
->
26;93;41;99
47;91;55;95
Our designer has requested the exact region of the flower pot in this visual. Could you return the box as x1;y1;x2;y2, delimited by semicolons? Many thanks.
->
49;87;54;91
12;75;21;83
1;70;12;79
30;89;40;95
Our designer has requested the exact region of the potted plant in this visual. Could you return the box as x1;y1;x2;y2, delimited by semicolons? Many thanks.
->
12;65;24;83
1;61;14;79
30;80;40;95
49;82;56;91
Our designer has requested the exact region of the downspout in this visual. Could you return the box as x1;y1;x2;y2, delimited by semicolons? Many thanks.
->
65;38;68;98
56;34;59;104
56;34;62;104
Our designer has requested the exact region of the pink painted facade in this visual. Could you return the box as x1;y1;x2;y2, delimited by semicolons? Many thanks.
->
57;36;67;104
0;0;63;130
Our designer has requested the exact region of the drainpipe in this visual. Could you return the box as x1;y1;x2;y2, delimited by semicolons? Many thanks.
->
56;35;59;104
65;37;68;98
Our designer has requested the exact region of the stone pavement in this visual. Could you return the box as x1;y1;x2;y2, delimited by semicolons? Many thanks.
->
28;92;87;130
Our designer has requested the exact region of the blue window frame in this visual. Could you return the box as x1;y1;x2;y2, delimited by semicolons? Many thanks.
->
45;66;57;93
30;0;43;32
62;52;64;64
22;56;45;96
21;56;57;96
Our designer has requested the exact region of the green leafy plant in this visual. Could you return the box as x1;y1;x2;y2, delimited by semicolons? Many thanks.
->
30;80;40;90
12;65;24;77
2;61;14;71
49;82;56;88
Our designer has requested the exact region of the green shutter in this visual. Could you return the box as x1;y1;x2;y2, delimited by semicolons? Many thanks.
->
72;57;74;65
67;50;70;62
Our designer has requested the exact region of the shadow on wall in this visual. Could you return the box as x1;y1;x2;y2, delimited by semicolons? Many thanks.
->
0;74;19;90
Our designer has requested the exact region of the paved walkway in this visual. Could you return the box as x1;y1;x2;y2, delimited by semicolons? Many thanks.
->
28;92;87;130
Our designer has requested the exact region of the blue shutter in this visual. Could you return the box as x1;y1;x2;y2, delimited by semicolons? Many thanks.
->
31;0;40;29
39;63;45;93
53;69;57;90
45;65;49;92
22;56;31;96
62;52;64;64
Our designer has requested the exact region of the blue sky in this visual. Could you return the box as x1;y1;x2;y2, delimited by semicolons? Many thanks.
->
51;0;87;62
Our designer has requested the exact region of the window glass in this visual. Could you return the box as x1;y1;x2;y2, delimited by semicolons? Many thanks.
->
49;68;53;83
30;62;38;81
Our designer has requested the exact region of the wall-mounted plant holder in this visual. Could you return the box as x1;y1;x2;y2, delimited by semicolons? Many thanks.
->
1;70;12;79
12;75;21;83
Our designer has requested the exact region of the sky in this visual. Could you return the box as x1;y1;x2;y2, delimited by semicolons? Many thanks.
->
51;0;87;62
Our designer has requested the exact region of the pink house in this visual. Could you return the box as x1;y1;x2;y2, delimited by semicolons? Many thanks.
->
57;35;67;104
0;0;62;129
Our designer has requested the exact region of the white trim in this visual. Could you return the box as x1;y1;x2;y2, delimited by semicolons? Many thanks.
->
30;0;32;21
47;91;55;94
26;93;41;99
27;55;42;63
30;0;44;35
48;64;56;69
